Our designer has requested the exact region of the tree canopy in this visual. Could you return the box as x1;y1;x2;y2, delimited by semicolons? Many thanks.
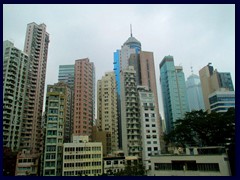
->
164;108;235;148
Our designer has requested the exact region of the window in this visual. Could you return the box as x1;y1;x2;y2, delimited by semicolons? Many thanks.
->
155;163;172;170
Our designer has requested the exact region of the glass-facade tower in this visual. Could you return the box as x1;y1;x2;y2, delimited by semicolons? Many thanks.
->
160;55;189;133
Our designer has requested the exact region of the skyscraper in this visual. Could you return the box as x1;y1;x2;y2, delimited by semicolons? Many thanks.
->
120;66;141;157
186;74;205;111
97;71;119;155
58;64;75;142
43;82;71;176
138;86;161;170
3;40;29;152
139;51;162;136
199;64;234;112
114;30;141;148
73;58;95;138
20;22;50;153
160;55;189;133
58;65;75;89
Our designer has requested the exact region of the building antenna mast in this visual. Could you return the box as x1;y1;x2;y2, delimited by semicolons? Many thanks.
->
130;24;132;37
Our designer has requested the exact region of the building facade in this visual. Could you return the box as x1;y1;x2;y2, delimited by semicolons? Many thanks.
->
160;56;189;133
97;71;119;155
62;136;103;176
113;31;142;149
138;86;161;170
42;82;72;176
20;22;50;154
58;65;75;89
199;64;234;112
73;58;95;138
186;74;205;111
3;40;29;152
149;147;231;176
58;64;75;142
209;89;235;113
120;66;141;157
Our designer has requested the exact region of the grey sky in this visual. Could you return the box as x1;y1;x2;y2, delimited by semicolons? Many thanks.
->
3;4;235;117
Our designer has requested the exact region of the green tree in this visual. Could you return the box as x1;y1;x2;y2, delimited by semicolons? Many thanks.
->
164;108;235;148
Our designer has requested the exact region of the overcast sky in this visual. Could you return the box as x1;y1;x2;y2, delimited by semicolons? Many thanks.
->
3;4;235;117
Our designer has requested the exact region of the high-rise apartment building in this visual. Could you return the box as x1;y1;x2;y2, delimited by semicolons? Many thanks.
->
114;32;141;148
58;64;75;142
3;40;29;152
139;51;162;137
138;86;161;170
120;66;141;157
186;74;205;111
20;22;50;153
160;55;189;133
73;58;95;138
43;82;72;176
97;71;119;155
199;64;234;112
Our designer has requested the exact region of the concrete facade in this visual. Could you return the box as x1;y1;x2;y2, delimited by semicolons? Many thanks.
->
120;66;141;157
97;71;119;155
21;22;50;154
62;136;103;176
73;58;95;138
149;147;231;176
138;86;161;170
199;64;234;112
3;40;29;152
42;82;72;176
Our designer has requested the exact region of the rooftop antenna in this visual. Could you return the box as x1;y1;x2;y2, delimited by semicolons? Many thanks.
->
130;24;132;37
191;66;193;74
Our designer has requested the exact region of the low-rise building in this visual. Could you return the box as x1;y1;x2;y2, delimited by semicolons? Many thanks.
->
149;146;231;176
15;149;39;176
62;136;103;176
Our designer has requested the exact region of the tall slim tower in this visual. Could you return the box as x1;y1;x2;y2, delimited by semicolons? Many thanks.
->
160;55;189;133
186;74;205;111
43;82;71;176
73;58;95;138
20;22;50;153
114;28;141;148
3;40;29;152
120;66;141;157
139;51;162;137
97;71;119;155
58;65;75;142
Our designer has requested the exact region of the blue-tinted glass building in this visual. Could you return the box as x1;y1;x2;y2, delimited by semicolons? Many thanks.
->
186;74;205;111
159;55;189;133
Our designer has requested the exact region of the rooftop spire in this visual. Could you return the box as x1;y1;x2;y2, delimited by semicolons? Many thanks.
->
130;24;132;37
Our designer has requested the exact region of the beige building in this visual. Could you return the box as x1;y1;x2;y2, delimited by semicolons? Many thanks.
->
149;147;231;176
62;136;103;176
199;64;234;112
97;71;119;155
73;58;95;138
